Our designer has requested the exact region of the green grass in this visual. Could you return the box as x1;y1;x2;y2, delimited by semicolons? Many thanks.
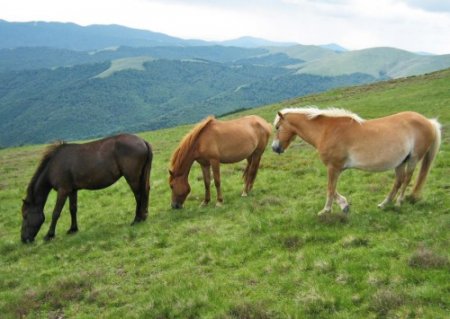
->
1;69;449;318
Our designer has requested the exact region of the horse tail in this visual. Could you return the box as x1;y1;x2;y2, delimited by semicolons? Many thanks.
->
412;118;441;198
139;141;153;218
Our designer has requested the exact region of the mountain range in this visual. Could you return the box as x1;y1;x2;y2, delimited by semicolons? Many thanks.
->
0;19;449;147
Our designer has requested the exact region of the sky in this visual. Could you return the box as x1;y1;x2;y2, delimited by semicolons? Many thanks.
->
2;0;450;54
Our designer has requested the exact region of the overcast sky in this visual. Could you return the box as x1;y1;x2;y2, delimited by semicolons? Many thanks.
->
2;0;450;54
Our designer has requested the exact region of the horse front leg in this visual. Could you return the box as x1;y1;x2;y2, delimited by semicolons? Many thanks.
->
44;190;69;241
318;166;341;216
67;191;78;234
200;164;211;206
211;159;223;207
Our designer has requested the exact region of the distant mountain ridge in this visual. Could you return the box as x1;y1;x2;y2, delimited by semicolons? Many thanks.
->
1;19;450;148
0;20;297;50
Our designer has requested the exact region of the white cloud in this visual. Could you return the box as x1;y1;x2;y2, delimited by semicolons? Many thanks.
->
1;0;450;54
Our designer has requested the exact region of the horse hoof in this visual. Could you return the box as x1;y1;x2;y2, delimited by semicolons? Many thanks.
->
67;228;78;234
317;209;330;216
215;202;223;208
377;203;385;209
44;234;54;241
241;192;248;197
200;201;210;207
342;205;350;214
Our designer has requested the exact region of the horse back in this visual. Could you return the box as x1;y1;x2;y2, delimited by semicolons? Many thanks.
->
47;134;149;190
197;116;271;162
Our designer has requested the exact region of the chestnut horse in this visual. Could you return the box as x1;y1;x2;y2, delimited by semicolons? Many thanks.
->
169;115;272;208
272;107;441;215
21;134;152;243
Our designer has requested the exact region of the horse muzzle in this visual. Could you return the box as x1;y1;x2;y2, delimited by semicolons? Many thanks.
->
171;202;183;209
271;141;284;154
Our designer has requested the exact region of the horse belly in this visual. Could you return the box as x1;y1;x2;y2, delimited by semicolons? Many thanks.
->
347;149;410;172
73;166;121;190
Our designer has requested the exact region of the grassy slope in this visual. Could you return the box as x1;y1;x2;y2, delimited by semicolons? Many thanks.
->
295;47;450;79
0;69;449;318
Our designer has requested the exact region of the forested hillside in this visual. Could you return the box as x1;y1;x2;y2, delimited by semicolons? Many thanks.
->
0;59;373;147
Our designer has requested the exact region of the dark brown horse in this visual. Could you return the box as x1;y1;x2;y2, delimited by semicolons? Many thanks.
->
21;134;152;243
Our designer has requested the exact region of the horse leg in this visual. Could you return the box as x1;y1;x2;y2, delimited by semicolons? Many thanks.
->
200;163;211;206
334;192;349;213
378;163;406;209
396;160;417;207
125;176;147;224
44;190;69;241
67;191;78;234
245;153;262;196
318;166;341;216
211;159;223;207
411;150;436;201
242;157;252;197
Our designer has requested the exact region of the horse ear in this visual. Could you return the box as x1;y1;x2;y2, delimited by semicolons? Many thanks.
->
169;170;174;177
22;199;29;206
277;111;284;119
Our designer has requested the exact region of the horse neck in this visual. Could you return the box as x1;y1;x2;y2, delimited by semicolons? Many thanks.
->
26;165;52;208
288;114;326;147
172;146;197;178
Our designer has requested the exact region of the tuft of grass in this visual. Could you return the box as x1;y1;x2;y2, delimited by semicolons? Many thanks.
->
225;302;278;319
408;246;449;269
369;288;406;317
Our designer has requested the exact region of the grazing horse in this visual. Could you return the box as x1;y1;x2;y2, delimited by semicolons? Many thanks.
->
21;134;152;243
169;115;272;208
272;107;441;215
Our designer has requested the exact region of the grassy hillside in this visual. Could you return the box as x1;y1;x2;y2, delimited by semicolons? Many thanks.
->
0;69;449;318
295;47;450;79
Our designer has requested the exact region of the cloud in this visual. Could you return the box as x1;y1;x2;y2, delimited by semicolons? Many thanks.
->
403;0;450;13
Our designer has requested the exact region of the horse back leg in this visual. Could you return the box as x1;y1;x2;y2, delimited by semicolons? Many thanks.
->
124;161;150;224
211;159;223;206
242;157;252;197
44;190;69;241
67;191;78;234
334;192;349;213
125;176;146;224
396;159;417;206
378;163;406;209
411;145;439;201
200;163;211;206
243;153;262;196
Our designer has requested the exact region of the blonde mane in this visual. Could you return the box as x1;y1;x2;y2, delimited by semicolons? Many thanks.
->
274;106;365;125
170;116;215;172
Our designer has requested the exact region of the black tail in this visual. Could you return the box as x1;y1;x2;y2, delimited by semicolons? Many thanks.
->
139;141;153;219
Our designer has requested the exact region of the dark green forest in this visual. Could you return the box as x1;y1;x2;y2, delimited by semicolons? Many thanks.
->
0;59;374;147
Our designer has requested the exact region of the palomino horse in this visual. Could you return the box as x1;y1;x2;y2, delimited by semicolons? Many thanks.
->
21;134;152;243
272;107;441;215
169;115;272;208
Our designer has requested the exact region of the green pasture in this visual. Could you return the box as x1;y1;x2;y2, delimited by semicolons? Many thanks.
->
1;69;449;318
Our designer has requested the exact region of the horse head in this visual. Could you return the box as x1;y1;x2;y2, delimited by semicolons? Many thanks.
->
272;111;296;154
169;170;191;209
21;199;45;243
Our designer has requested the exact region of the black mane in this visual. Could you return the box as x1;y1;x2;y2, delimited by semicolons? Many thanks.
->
25;141;66;202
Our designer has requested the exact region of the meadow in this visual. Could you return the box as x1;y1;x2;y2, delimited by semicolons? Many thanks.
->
0;69;449;318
